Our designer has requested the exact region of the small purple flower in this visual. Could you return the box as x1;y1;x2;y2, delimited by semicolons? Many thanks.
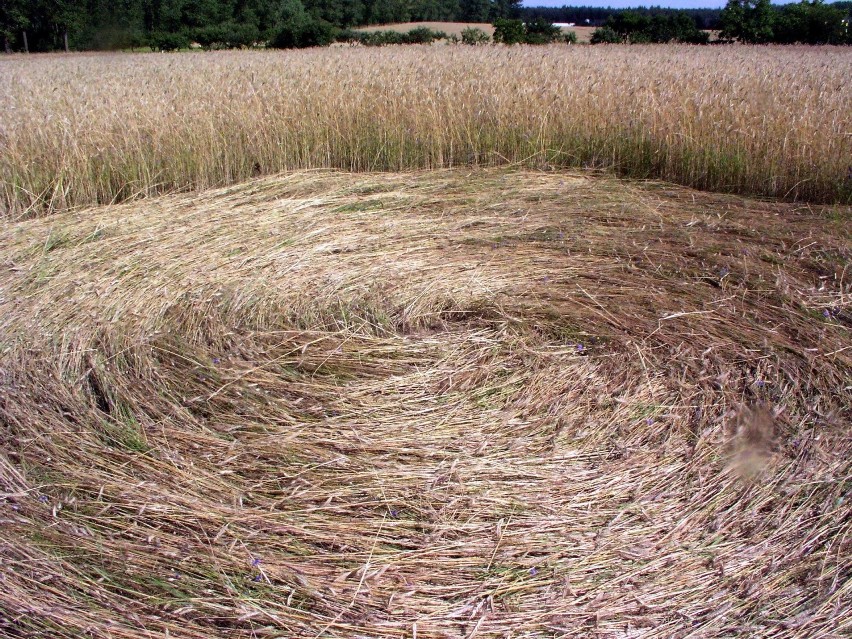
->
213;358;221;364
823;309;831;318
251;557;262;567
756;380;765;388
576;344;584;352
390;509;399;518
38;495;49;503
253;574;262;582
720;267;730;278
543;276;550;284
646;417;654;426
529;567;538;576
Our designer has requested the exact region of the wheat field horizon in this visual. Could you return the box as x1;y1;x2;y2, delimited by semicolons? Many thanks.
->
2;44;850;220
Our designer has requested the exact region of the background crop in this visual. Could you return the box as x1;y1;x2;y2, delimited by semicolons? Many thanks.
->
1;44;850;219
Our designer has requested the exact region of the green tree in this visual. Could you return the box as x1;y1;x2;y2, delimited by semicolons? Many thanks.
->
774;1;847;44
367;0;411;23
719;0;775;43
304;0;365;27
645;13;708;43
523;17;561;44
148;29;190;50
0;0;29;53
270;0;336;48
41;0;86;51
461;26;489;44
459;0;490;22
409;0;458;21
232;0;294;40
492;17;524;44
491;0;521;20
606;11;651;40
589;25;624;44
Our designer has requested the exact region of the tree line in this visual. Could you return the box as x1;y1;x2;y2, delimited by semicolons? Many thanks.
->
518;5;724;30
0;0;521;52
2;0;850;52
589;11;710;43
586;0;850;45
719;0;851;44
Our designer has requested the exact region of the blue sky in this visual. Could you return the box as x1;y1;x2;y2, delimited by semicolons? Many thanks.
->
522;0;798;7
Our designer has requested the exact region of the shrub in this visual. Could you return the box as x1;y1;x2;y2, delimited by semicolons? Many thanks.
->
335;28;365;43
195;23;259;49
492;18;526;45
590;26;624;44
83;27;147;51
493;18;564;45
461;27;490;45
148;31;190;52
607;11;651;39
270;16;336;49
564;30;578;44
523;18;563;44
128;31;148;50
338;27;448;47
404;27;447;44
680;29;710;44
362;30;405;46
194;25;226;49
643;14;708;43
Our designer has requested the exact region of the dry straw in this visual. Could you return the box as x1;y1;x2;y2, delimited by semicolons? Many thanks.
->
1;44;851;219
1;169;850;636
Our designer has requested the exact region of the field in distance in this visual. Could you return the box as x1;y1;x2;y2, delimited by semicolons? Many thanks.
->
353;21;597;42
1;168;849;637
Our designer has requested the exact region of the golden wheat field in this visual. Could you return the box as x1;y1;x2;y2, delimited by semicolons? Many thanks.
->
1;44;850;219
1;43;852;638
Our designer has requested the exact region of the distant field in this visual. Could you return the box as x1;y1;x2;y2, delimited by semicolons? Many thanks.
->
356;21;495;37
355;21;596;42
1;45;850;218
2;168;850;637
